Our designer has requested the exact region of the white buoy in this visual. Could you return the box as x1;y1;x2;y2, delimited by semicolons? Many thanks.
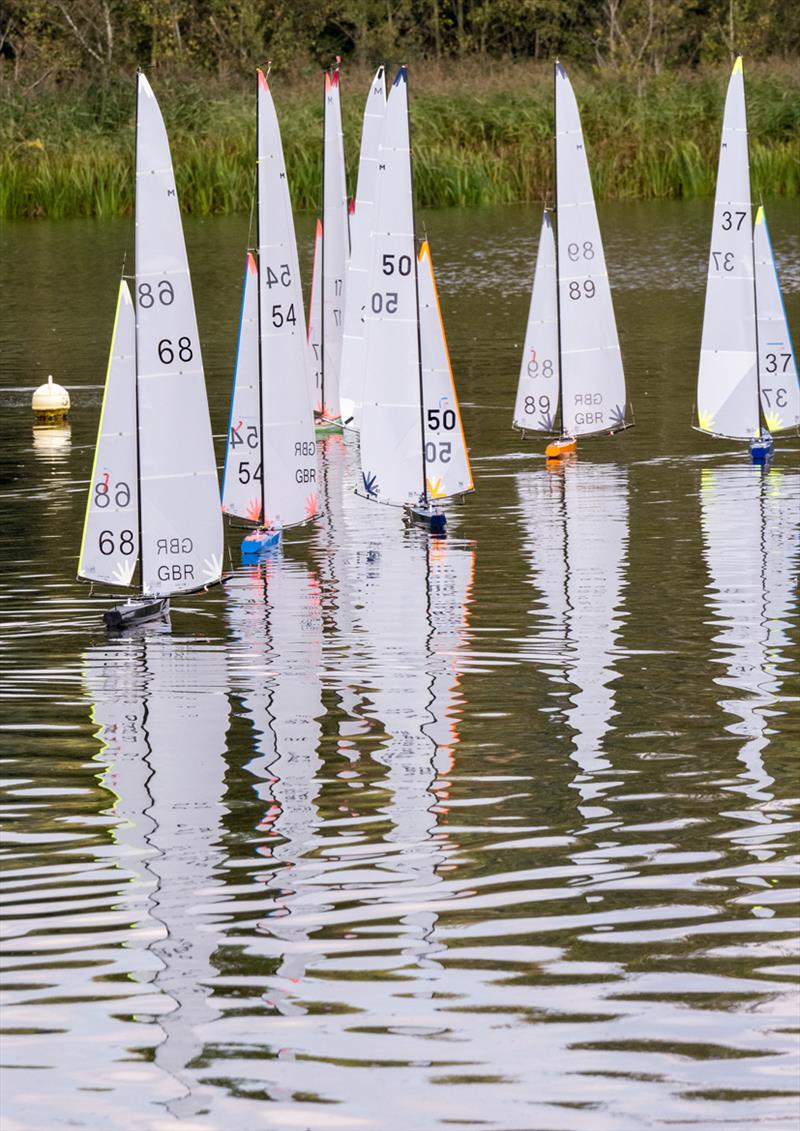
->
32;375;70;422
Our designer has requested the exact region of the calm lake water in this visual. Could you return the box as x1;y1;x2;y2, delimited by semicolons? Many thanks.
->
1;200;799;1131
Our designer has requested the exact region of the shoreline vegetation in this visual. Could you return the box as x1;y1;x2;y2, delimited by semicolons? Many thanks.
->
1;60;798;222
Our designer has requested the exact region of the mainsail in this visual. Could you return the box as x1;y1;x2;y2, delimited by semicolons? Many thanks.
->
359;67;425;507
554;62;626;438
340;66;387;429
256;70;318;528
696;57;758;440
135;72;223;596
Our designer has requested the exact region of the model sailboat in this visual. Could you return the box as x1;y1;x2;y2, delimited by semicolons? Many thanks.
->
696;58;798;463
78;74;223;630
316;62;349;431
340;66;387;430
221;70;319;554
358;67;472;533
513;62;630;459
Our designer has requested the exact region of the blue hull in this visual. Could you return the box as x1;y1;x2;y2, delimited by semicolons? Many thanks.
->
750;435;774;464
241;528;282;556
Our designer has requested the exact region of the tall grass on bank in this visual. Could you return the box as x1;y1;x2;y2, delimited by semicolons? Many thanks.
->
1;60;798;221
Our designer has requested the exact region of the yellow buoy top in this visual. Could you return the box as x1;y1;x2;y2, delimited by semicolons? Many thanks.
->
32;375;70;417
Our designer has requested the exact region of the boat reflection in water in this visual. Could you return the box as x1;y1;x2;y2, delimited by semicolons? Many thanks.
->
221;435;476;1115
699;464;800;801
83;627;230;1122
516;461;629;820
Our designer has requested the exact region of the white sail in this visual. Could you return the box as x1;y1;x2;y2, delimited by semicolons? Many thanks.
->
135;73;223;596
256;70;319;528
340;66;387;429
418;240;473;500
513;209;560;432
320;68;348;422
222;253;262;521
78;281;139;588
359;67;424;507
697;57;758;439
554;62;626;438
307;218;323;414
754;206;799;433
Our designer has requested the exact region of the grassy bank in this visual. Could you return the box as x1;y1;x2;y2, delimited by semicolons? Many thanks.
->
1;60;798;221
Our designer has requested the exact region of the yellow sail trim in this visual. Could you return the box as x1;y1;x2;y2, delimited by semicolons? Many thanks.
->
418;239;474;493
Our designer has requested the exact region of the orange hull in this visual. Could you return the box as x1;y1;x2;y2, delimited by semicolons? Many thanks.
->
545;437;577;460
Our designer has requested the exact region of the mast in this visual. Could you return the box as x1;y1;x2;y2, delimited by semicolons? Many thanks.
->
255;69;266;523
133;72;144;591
406;65;429;504
552;61;564;437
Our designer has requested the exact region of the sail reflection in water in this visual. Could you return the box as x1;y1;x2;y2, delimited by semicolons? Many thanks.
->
516;462;629;818
218;450;476;1113
699;465;800;798
83;632;230;1122
225;553;325;1018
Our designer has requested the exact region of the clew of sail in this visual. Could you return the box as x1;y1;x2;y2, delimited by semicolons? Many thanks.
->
320;68;349;423
78;281;139;588
340;66;387;429
555;63;626;439
307;218;323;414
135;73;223;596
256;70;319;528
418;241;473;499
696;57;758;439
513;210;560;433
222;253;262;521
359;67;424;507
754;205;799;433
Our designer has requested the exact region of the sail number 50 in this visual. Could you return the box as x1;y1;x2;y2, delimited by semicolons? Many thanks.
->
382;254;412;276
371;291;398;314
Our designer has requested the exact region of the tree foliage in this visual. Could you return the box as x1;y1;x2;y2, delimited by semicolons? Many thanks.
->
1;0;798;85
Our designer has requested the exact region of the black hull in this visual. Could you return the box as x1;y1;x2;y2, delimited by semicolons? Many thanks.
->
104;597;169;632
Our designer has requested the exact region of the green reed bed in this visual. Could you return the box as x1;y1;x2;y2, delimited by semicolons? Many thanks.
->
1;61;797;221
